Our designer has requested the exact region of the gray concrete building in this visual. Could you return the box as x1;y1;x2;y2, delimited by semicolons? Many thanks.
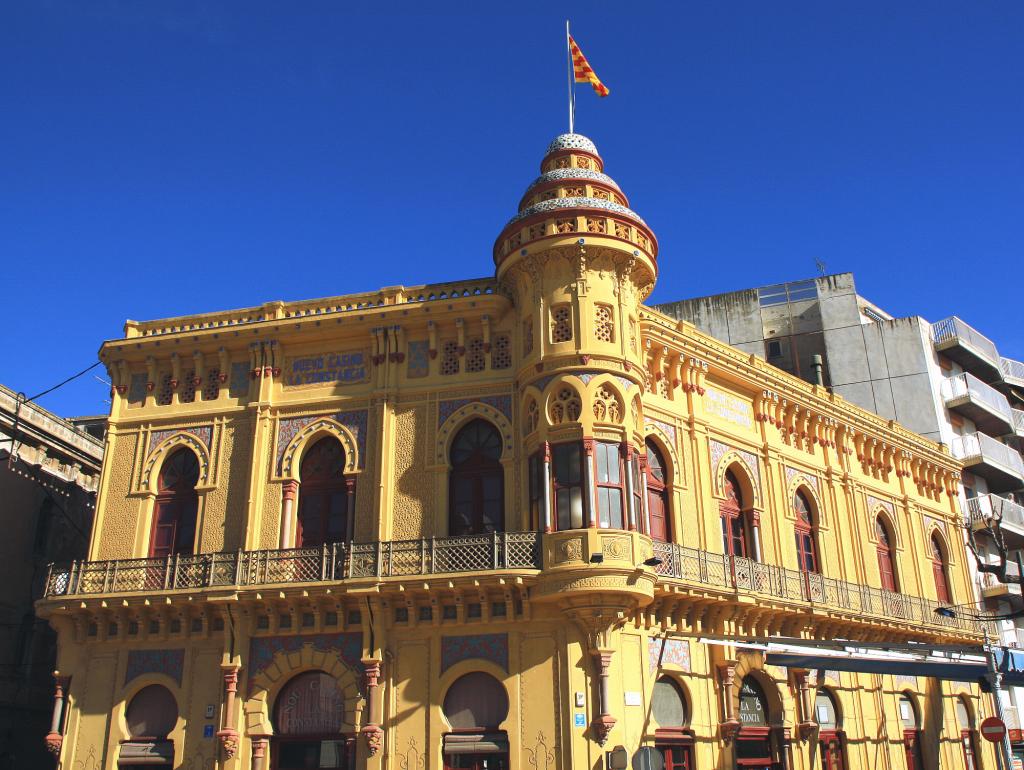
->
656;272;1024;747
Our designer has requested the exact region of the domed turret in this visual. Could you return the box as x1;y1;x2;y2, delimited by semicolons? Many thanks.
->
493;133;658;282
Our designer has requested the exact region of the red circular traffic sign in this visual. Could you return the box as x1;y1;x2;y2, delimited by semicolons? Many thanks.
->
981;716;1007;743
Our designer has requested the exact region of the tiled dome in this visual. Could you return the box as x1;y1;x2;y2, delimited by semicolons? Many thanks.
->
493;133;657;269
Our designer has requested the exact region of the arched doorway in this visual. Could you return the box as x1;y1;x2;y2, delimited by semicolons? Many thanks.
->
119;684;177;768
297;437;352;548
816;689;846;770
652;676;693;769
899;692;923;770
442;671;509;769
645;439;672;542
735;676;781;769
449;420;505;536
272;671;353;770
931;534;952;604
721;470;753;559
150;449;200;557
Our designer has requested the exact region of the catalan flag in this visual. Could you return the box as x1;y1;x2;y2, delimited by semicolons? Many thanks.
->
569;34;610;97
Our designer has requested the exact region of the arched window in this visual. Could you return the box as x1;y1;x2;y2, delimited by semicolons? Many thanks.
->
273;671;352;770
645;440;671;543
449;420;504;536
736;676;781;766
720;470;751;559
652;677;693;770
816;689;846;770
150;449;199;558
899;693;924;770
956;696;979;770
126;684;178;739
876;517;899;592
297;437;351;548
442;672;510;768
794;490;819;573
931;534;952;604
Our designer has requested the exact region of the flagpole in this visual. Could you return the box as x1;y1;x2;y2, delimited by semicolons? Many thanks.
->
566;20;575;134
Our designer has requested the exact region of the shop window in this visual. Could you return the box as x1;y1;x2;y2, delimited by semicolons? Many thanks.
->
594;442;625;529
149;449;199;558
553;442;586;531
273;671;353;770
120;684;177;767
297;437;351;548
449;420;504;536
899;693;924;770
646;440;671;542
956;697;979;770
816;689;847;770
653;677;693;769
735;676;781;767
442;672;509;770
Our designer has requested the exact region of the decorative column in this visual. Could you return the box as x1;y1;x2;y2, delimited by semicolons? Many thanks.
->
345;478;357;543
750;510;763;561
216;665;241;759
44;671;68;758
622;443;637;531
280;480;299;549
250;736;270;770
360;658;384;756
638;453;651;535
792;669;816;740
583;439;597;528
541;442;553;533
718;661;741;741
590;650;616;745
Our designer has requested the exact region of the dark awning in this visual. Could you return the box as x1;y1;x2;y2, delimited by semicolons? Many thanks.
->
766;653;987;682
443;732;509;755
996;648;1024;685
118;740;174;766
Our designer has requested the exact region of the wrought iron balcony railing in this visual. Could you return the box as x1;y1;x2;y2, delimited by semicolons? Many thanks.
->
43;531;542;597
652;541;993;635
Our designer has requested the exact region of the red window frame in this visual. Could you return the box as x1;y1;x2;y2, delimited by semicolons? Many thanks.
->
297;437;352;547
819;730;847;770
960;729;978;770
552;442;587;531
794;491;819;573
149;449;199;558
876;518;899;592
645;440;671;542
931;535;951;604
448;420;505;536
593;441;626;529
528;451;543;532
720;472;749;558
902;729;924;770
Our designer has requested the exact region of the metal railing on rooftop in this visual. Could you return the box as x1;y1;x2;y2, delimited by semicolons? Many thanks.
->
931;317;1000;365
941;373;1013;422
652;541;992;635
43;532;541;597
951;433;1024;477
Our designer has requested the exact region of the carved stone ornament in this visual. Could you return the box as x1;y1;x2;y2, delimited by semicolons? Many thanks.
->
44;732;62;757
797;721;817;741
591;714;616;746
362;724;384;755
216;728;240;758
719;718;742;743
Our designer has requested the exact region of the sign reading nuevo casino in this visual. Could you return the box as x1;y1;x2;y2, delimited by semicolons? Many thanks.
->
285;352;367;387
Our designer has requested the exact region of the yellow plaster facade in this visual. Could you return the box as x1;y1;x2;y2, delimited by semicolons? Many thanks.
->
38;133;996;770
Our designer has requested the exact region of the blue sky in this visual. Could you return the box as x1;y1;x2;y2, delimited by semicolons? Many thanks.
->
4;2;1022;417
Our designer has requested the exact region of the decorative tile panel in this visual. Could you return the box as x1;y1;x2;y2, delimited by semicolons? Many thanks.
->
867;495;894;515
645;419;677;447
441;633;509;674
648;637;691;673
785;466;819;492
893;674;918;689
125;649;185;687
407;341;429;378
149;425;212;455
276;410;368;472
127;373;147;404
247;632;364;693
709;439;760;488
438;395;512;427
506;197;648;229
228;361;249;398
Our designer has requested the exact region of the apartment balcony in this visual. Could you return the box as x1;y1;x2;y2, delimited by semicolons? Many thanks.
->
951;432;1024;492
1002;358;1024;390
43;532;542;598
980;566;1023;602
652;542;990;638
942;372;1014;435
966;494;1024;544
932;317;1002;382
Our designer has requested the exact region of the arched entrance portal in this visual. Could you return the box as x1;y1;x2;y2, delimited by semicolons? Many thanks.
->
735;676;782;770
271;671;354;770
442;671;509;769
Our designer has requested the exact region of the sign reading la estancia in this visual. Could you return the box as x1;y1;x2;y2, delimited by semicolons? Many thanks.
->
285;351;368;387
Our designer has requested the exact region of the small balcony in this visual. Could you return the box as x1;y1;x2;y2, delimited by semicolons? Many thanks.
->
941;373;1014;435
951;432;1024;492
981;566;1023;601
932;317;1002;382
43;532;542;597
1002;357;1024;390
966;493;1024;543
652;542;991;637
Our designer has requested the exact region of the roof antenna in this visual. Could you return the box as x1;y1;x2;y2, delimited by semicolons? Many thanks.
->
815;259;827;276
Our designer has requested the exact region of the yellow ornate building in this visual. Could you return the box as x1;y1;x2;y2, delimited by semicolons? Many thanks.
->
39;133;997;770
